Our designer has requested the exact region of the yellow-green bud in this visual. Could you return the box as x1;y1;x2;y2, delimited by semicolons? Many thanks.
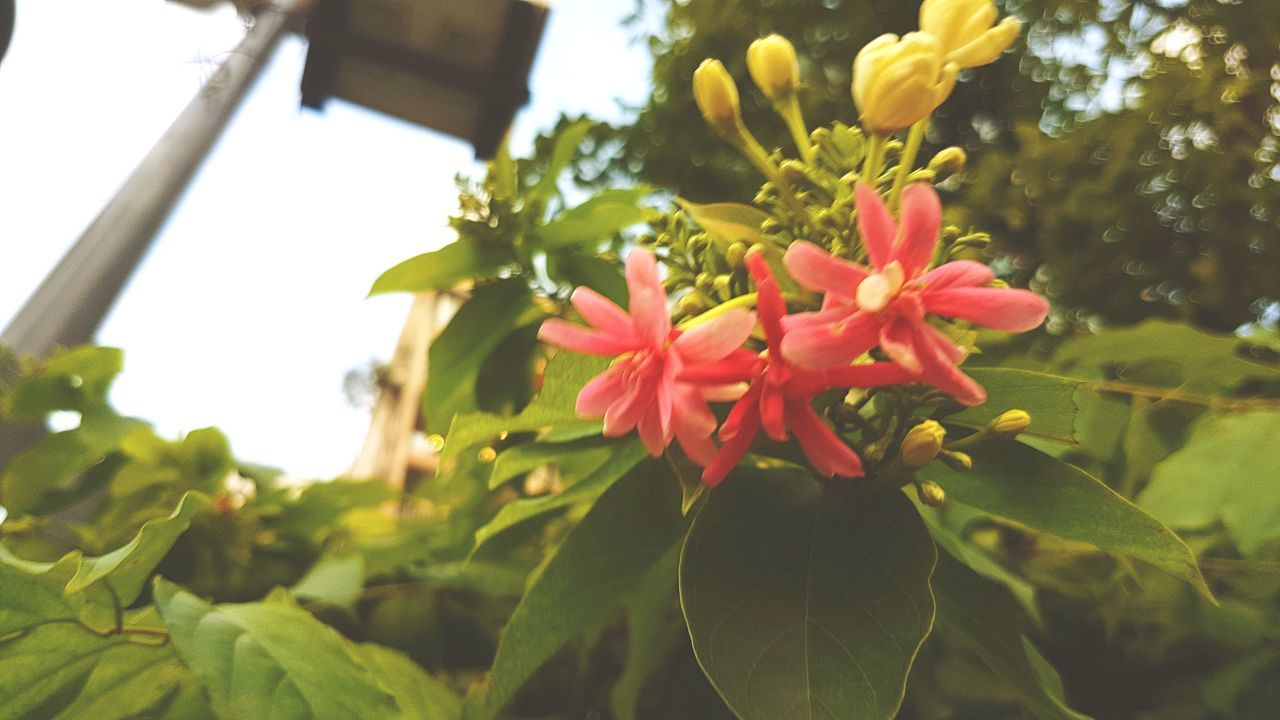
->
693;59;743;138
900;420;946;469
746;34;799;103
990;409;1031;439
780;160;808;185
725;242;748;269
853;33;957;136
918;480;947;507
920;0;1021;69
678;292;709;315
939;449;972;471
713;274;733;295
928;146;968;176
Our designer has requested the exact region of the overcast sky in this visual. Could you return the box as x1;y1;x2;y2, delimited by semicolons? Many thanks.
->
0;0;655;478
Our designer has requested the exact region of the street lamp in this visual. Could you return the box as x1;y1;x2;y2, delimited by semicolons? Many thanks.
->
299;0;549;159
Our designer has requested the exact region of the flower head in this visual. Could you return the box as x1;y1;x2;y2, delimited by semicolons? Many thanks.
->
920;0;1021;69
681;252;914;486
538;250;755;464
781;182;1049;405
693;59;744;138
852;32;957;135
747;34;800;103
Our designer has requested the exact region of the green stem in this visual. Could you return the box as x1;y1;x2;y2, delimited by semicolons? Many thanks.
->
861;133;885;189
738;134;817;234
677;292;759;329
777;97;814;164
889;117;928;212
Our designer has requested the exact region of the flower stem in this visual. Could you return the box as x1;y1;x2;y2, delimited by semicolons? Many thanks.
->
678;292;759;330
777;97;814;164
737;133;818;235
861;133;885;189
889;116;928;212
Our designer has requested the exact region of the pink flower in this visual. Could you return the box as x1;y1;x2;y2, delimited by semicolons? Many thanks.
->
681;252;916;486
780;182;1049;405
537;249;756;464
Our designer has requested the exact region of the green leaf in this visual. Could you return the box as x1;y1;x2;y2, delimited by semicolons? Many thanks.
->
489;439;617;489
1053;320;1278;390
153;580;401;720
3;346;124;421
0;617;214;720
680;475;937;720
1139;411;1280;556
478;460;687;719
424;279;546;432
0;411;144;514
553;252;628;306
675;199;771;246
111;427;234;497
269;480;396;543
369;238;511;296
473;440;647;550
946;368;1084;443
612;542;681;720
350;643;462;720
537;189;658;248
442;351;609;463
530;119;592;202
920;442;1211;599
291;553;366;609
932;550;1092;720
0;491;208;606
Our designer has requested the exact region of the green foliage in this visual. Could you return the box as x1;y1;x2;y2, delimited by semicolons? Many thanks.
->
681;472;936;720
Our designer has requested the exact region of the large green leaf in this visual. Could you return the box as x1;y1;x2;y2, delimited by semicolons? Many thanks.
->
932;550;1092;720
920;442;1211;598
537;188;658;249
350;644;461;720
946;368;1084;443
2;346;123;421
553;252;629;306
442;351;609;463
424;279;546;432
489;438;617;489
111;426;233;497
267;479;395;543
290;553;366;609
477;460;687;719
680;474;937;720
369;238;511;296
0;615;213;720
153;580;402;720
1139;411;1280;556
0;411;144;514
612;542;682;720
675;199;771;247
473;439;647;550
1053;320;1278;389
0;491;207;606
529;119;592;202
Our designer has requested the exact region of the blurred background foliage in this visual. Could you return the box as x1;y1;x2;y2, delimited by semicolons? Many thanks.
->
576;0;1280;331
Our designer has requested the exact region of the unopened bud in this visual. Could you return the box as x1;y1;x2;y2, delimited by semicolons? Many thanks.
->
853;32;957;135
918;480;946;507
989;409;1031;439
725;242;748;269
780;160;808;185
952;231;991;249
713;274;733;294
678;292;710;315
920;0;1022;69
695;271;715;291
747;34;800;103
928;146;968;176
694;59;743;138
939;449;972;471
900;420;946;469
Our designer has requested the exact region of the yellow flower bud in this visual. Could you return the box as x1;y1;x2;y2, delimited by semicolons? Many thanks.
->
920;0;1021;69
918;480;947;507
747;34;800;103
939;449;972;471
852;33;957;135
990;409;1031;439
693;59;743;138
900;419;946;469
928;146;968;176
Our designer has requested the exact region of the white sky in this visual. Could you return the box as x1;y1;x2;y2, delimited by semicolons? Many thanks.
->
0;0;654;477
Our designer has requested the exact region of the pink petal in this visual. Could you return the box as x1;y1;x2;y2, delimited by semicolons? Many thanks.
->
823;362;918;388
919;323;965;364
636;405;669;457
679;350;759;385
626;250;670;348
701;383;750;402
879;318;922;374
671;309;756;364
781;303;855;333
923;287;1051;332
759;382;788;442
657;367;674;439
781;312;883;369
538;320;639;356
746;253;786;351
911;322;987;405
571;286;633;332
919;261;995;291
855;182;895;270
576;369;625;416
602;376;649;436
673;385;719;439
787;401;864;478
893;183;942;279
783;242;870;299
679;432;719;468
702;405;761;487
719;384;763;441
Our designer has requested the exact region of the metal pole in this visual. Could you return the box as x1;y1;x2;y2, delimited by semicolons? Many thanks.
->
0;1;307;470
0;1;303;358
